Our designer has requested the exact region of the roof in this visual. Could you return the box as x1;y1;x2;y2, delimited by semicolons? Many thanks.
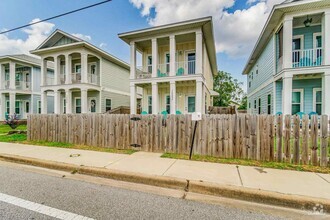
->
0;54;42;66
118;17;218;76
30;29;130;70
242;0;330;75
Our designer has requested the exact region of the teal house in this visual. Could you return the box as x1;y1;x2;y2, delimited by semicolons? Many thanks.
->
243;0;330;116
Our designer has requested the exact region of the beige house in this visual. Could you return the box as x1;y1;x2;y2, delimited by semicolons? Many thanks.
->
119;17;218;114
31;29;130;114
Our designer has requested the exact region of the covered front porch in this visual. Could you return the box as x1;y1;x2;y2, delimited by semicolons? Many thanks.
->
0;93;32;120
275;72;330;116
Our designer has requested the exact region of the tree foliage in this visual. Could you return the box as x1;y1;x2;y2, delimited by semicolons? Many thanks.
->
213;71;245;108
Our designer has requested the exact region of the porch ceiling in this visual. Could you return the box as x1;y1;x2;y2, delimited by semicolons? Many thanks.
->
293;13;322;27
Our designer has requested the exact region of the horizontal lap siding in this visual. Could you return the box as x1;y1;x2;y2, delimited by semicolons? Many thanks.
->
101;91;130;112
248;83;273;114
276;81;282;113
32;67;41;92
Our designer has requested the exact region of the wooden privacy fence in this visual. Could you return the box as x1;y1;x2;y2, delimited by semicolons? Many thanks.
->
27;114;330;167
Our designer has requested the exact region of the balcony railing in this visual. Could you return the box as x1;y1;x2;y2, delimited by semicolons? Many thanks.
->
46;77;55;86
71;73;81;83
88;73;98;85
176;60;196;75
157;64;169;77
15;81;31;90
292;48;323;68
136;66;152;79
60;74;66;84
4;80;10;89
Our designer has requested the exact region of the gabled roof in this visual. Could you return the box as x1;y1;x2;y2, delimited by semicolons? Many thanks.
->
118;17;218;76
31;29;130;70
0;54;40;66
242;0;330;75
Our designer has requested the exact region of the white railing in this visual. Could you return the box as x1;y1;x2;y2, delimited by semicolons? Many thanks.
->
60;74;66;84
46;77;55;86
88;73;98;85
15;81;31;90
176;60;196;75
71;73;81;83
292;48;323;68
4;80;10;89
157;63;169;77
136;66;152;79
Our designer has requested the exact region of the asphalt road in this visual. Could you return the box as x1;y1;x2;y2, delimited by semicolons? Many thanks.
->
0;161;324;220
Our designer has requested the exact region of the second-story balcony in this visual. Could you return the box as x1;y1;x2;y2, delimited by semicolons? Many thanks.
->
292;48;323;68
2;80;31;91
136;66;152;79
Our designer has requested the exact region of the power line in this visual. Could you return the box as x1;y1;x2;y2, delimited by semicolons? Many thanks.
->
0;0;112;35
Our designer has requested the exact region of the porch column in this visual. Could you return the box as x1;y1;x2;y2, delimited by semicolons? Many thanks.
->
196;30;203;74
282;75;293;115
9;92;15;116
196;80;203;113
170;81;176;114
152;38;158;78
273;81;277;114
41;58;47;86
54;90;61;114
81;89;88;113
65;89;72;114
81;53;88;83
130;42;136;79
54;56;60;85
323;72;330;116
283;16;293;69
9;62;16;89
169;35;176;77
0;93;5;120
323;10;330;65
130;83;137;114
152;82;159;114
0;64;4;90
65;54;72;84
41;91;47;114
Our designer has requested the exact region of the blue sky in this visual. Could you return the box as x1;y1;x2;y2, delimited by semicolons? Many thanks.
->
0;0;281;91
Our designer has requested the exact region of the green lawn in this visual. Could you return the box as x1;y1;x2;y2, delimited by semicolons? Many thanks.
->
0;124;27;134
161;153;330;174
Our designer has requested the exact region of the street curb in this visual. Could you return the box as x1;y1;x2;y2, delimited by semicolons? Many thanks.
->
1;153;329;212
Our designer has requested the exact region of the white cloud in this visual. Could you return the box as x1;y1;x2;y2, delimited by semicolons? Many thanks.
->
72;33;92;41
99;42;107;48
130;0;283;58
0;18;55;55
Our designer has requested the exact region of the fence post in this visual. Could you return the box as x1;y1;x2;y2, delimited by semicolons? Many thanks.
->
301;114;309;165
276;114;283;162
293;115;300;164
311;115;318;166
284;115;291;163
320;115;329;167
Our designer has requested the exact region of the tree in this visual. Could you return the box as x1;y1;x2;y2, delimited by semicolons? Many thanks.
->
213;71;245;107
238;95;247;110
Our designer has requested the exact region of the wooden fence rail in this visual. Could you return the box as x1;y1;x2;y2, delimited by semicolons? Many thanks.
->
27;114;330;167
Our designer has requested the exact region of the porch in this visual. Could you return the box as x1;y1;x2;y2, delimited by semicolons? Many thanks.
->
0;93;32;120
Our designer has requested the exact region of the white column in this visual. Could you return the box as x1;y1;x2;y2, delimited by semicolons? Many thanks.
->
9;62;16;89
152;82;159;114
81;89;88;113
273;81;277;114
323;72;330;116
323;10;330;65
41;58;47;86
130;84;137;114
65;89;72;114
283;16;293;69
81;53;88;83
9;92;15;116
0;93;5;120
152;38;158;78
130;42;136;80
41;91;47;114
54;56;60;85
282;76;293;115
0;64;3;90
170;81;176;114
196;30;203;74
196;80;203;113
65;54;72;84
54;90;61;114
169;35;176;77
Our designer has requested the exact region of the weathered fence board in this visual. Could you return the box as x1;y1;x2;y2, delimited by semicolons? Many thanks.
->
27;114;330;167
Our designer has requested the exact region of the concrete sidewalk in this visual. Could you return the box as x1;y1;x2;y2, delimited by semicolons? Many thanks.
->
0;142;330;201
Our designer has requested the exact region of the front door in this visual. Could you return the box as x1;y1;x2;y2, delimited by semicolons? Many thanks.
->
186;52;196;75
24;101;30;118
89;98;97;113
186;96;196;113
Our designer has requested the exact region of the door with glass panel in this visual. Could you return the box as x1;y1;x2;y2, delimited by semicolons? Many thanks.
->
186;52;196;75
314;89;322;115
186;96;196;113
292;90;303;115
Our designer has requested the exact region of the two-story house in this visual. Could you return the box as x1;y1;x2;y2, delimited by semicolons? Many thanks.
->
30;29;130;114
119;17;218;114
244;0;330;116
0;54;54;120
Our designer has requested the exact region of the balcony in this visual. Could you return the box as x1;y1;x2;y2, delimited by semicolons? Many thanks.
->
71;73;81;84
157;64;169;77
46;76;55;86
176;60;196;75
88;73;98;85
4;80;10;89
15;81;31;91
136;66;152;79
292;48;323;68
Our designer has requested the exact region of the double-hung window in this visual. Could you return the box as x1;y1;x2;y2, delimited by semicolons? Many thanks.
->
313;88;322;115
106;99;112;112
267;94;271;114
148;96;152;114
292;89;303;115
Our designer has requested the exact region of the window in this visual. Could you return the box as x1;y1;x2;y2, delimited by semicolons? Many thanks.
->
37;101;41;114
249;102;251;109
313;88;322;115
267;94;271;114
187;52;196;74
26;102;30;114
314;33;322;60
75;64;81;73
147;56;152;73
254;100;257;109
278;27;283;59
106;99;112;112
251;72;253;80
258;98;261;114
63;98;66;114
6;101;9;114
249;81;251;88
187;96;196;113
148;96;152;114
90;64;96;74
292;89;303;115
90;99;96;113
165;95;170;114
165;54;170;73
256;65;259;75
15;101;21;115
75;98;81;114
292;36;303;64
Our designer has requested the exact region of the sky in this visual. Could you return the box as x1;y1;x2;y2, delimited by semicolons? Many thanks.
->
0;0;284;91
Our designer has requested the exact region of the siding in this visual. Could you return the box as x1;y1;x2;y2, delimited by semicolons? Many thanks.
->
247;83;273;114
293;25;321;49
275;80;283;113
247;36;275;94
100;91;130;112
32;67;41;92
